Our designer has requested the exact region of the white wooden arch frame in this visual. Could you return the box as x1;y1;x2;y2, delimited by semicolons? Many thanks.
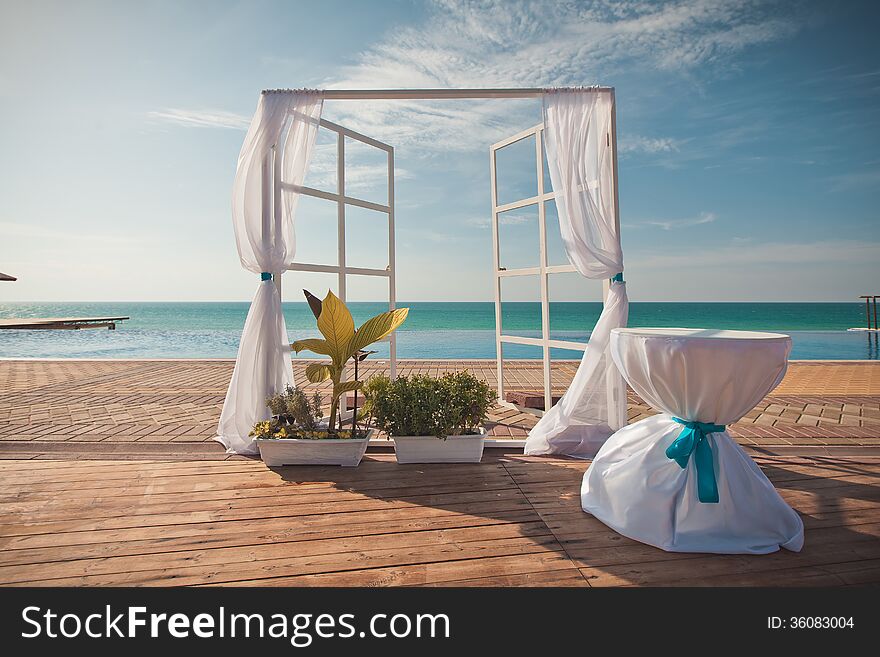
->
282;117;397;381
268;87;619;415
492;123;579;413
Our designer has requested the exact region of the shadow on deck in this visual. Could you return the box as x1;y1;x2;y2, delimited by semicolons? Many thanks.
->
0;452;877;587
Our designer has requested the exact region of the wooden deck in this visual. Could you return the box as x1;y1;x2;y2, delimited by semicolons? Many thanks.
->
0;452;877;587
0;359;878;587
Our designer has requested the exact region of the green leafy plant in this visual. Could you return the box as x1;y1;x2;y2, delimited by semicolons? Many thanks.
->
361;371;494;438
291;289;408;433
249;385;320;439
266;385;323;431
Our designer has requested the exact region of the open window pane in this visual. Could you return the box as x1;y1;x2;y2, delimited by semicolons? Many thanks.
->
500;275;541;339
345;273;390;304
498;204;539;270
548;272;602;343
347;277;394;359
550;347;586;360
293;194;337;265
301;126;338;193
344;136;388;206
345;205;389;270
284;270;338;337
495;135;538;206
544;200;569;266
541;138;553;193
500;343;546;411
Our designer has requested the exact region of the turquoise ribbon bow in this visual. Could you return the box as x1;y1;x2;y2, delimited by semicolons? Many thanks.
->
610;272;624;283
667;417;725;504
260;272;273;281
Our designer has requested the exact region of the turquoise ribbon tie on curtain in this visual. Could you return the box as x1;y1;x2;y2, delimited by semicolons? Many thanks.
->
610;272;624;283
667;417;725;504
260;272;273;281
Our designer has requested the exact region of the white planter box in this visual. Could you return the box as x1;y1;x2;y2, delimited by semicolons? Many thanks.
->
393;428;486;464
256;430;373;467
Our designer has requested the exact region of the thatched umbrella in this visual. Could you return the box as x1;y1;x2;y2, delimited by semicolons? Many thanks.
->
0;272;16;282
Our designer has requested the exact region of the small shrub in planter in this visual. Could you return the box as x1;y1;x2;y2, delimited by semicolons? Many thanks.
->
251;385;371;466
251;385;366;440
362;372;494;463
264;385;323;432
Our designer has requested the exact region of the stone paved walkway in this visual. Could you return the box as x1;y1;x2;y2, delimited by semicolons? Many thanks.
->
0;360;878;451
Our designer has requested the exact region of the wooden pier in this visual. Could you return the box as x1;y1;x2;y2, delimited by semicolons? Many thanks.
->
0;316;129;330
852;295;880;332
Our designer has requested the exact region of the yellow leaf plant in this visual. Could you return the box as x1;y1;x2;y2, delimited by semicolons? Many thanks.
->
291;290;408;433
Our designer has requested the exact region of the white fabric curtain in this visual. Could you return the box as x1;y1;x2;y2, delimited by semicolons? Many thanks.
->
525;88;629;458
216;90;324;454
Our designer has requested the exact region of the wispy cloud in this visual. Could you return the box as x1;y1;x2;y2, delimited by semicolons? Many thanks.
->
620;135;681;154
303;154;414;194
146;1;807;158
828;169;880;192
147;108;250;130
638;211;717;230
466;213;533;229
845;69;880;80
320;0;806;153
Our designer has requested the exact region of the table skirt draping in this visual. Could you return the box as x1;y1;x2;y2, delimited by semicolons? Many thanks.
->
581;328;804;554
581;414;804;554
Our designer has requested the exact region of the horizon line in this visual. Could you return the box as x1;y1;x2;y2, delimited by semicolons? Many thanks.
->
0;299;865;304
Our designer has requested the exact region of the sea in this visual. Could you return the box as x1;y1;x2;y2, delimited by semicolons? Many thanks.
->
0;302;877;360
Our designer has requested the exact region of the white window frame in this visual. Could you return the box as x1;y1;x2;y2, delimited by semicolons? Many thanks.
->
278;117;397;382
262;88;618;420
490;123;593;413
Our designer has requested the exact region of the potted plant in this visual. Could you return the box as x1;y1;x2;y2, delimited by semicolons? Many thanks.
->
251;289;408;467
251;385;369;466
361;371;494;464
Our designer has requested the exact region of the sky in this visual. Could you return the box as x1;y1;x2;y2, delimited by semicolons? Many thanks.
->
0;0;878;303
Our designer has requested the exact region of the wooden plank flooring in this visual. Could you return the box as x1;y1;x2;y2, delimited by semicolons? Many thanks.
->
1;453;877;587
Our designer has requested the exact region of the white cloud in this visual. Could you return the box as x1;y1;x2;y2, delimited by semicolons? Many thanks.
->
638;211;717;230
146;1;805;157
319;0;804;153
828;169;880;192
844;69;880;81
465;213;533;228
147;108;250;130
303;156;414;194
619;135;680;155
620;135;681;154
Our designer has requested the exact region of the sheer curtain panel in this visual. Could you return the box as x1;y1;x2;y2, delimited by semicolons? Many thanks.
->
216;91;324;454
524;88;629;458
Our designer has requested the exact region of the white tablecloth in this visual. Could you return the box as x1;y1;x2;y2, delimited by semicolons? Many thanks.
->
581;328;804;554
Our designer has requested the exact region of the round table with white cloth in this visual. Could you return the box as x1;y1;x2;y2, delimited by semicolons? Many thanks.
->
581;328;804;554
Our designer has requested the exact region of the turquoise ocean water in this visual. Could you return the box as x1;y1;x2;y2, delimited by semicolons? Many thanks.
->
0;302;876;360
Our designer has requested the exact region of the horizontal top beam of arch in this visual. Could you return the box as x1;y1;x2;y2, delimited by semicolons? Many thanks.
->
264;87;614;100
